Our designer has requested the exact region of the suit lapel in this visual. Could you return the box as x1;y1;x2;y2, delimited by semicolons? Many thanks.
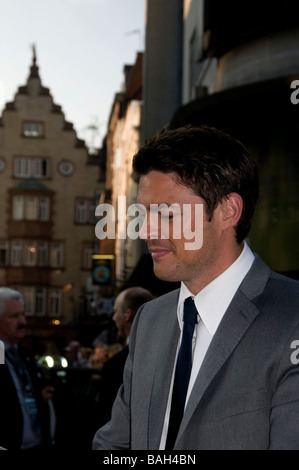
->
148;293;180;449
175;255;272;446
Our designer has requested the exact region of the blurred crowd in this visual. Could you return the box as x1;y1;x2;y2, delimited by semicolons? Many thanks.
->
36;337;125;450
63;339;122;370
0;286;153;451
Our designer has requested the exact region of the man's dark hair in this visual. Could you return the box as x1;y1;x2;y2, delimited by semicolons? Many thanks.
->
132;125;259;243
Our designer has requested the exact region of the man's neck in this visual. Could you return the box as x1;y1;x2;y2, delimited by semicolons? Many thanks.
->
185;242;244;295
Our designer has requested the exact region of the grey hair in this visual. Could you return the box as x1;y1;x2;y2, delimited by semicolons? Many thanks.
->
0;288;24;317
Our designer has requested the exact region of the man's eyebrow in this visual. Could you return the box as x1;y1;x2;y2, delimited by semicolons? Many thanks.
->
135;202;181;208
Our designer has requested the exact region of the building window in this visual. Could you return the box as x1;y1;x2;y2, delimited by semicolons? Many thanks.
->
76;200;88;223
32;158;49;178
10;240;49;267
75;198;96;224
14;158;31;178
25;197;39;220
12;195;24;220
11;240;22;266
23;122;44;138
48;288;62;317
21;287;35;316
39;197;50;220
9;240;63;268
23;241;49;267
12;195;50;221
37;242;48;267
82;243;94;270
36;288;46;316
0;158;6;173
14;157;50;179
50;242;64;268
0;241;9;266
14;286;47;316
23;241;38;266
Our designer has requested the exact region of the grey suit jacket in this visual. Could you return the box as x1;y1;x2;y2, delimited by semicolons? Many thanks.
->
93;255;299;450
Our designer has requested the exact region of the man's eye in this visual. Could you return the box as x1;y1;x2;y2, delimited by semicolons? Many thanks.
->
161;211;178;220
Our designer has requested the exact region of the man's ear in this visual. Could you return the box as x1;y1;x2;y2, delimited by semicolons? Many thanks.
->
221;192;243;229
124;309;134;323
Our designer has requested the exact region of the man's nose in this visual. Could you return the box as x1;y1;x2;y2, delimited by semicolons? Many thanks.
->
139;213;159;240
19;314;27;325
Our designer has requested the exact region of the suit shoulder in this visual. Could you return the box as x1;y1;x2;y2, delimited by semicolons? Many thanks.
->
257;271;299;325
267;271;299;299
134;288;180;327
141;288;180;310
247;255;299;305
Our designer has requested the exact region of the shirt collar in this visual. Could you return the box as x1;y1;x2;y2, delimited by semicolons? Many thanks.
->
178;242;255;335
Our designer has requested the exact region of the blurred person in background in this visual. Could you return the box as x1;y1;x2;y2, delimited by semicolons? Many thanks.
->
88;341;109;370
64;340;92;368
94;287;154;428
0;287;55;450
107;342;123;359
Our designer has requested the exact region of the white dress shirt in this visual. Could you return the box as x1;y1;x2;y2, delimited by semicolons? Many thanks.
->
159;242;255;449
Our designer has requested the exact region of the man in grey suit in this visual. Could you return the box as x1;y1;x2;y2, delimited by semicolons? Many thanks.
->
93;125;299;450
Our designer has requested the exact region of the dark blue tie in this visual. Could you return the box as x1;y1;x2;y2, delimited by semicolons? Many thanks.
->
165;296;198;450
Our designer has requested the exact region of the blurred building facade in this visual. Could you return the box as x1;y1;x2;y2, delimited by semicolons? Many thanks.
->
141;0;183;142
7;0;296;335
98;52;144;290
0;50;104;338
112;0;298;283
170;0;299;276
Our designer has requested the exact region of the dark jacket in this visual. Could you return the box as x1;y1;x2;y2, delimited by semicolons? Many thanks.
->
0;345;50;450
96;346;129;427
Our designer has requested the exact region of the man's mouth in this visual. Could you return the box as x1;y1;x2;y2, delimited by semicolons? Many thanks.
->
148;247;171;260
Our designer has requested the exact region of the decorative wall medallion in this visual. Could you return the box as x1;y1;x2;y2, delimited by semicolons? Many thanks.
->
58;160;74;176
